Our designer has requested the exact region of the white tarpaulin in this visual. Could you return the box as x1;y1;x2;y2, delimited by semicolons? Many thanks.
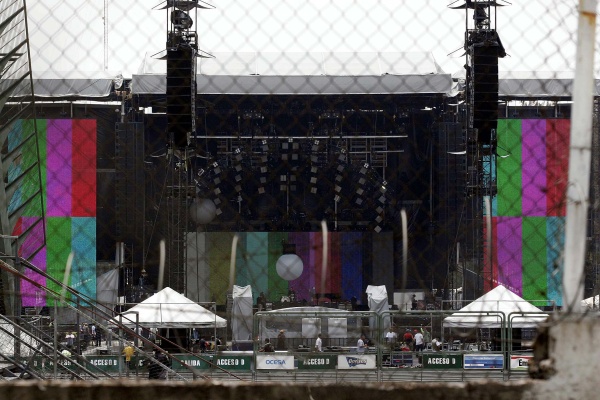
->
96;269;119;307
366;285;391;332
232;285;253;341
114;287;226;329
443;285;548;328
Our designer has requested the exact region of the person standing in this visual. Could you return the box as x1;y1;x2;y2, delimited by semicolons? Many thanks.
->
357;334;367;353
95;329;102;347
105;328;113;348
90;324;97;346
276;330;287;350
156;351;171;380
315;334;323;352
411;294;418;310
403;329;414;350
385;327;397;344
66;332;75;348
257;292;267;311
123;342;135;377
199;336;207;352
432;338;442;351
148;349;170;380
414;329;424;352
422;327;431;345
260;338;274;352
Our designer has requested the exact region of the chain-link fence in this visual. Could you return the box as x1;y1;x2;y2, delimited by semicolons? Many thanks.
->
0;0;598;382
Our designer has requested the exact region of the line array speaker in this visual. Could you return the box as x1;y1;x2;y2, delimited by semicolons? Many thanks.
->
167;45;195;148
471;44;500;145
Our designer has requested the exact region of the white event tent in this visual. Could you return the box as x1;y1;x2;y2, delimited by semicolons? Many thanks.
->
443;285;548;329
114;287;226;329
582;295;600;310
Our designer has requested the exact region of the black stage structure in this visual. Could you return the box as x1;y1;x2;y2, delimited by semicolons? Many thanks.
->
11;63;595;307
129;50;457;299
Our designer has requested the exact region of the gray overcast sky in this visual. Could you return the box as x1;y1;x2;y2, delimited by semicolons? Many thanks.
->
26;0;581;78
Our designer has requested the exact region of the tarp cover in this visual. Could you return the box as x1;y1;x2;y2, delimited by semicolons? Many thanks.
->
231;285;253;341
443;285;548;328
13;70;119;98
114;287;226;328
366;285;391;332
96;268;119;307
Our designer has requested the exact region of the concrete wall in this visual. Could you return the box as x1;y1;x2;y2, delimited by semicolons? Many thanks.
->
0;380;538;400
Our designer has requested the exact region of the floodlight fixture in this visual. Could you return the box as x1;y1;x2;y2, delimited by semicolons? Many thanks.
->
171;10;193;30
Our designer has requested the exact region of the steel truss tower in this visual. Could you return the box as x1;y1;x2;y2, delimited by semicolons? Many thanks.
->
450;0;506;298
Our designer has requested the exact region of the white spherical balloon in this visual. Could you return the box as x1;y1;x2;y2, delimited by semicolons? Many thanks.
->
189;198;217;224
276;254;304;281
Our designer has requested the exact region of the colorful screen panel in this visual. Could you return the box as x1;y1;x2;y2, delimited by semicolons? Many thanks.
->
187;231;391;305
484;119;569;306
12;119;97;307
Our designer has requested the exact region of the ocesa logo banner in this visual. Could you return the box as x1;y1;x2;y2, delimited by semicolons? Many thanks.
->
337;354;376;369
256;355;295;370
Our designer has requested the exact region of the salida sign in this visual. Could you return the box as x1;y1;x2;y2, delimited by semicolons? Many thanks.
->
422;354;463;369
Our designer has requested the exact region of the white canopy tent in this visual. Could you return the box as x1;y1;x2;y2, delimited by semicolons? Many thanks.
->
582;295;600;310
443;285;548;329
114;287;226;329
231;285;254;341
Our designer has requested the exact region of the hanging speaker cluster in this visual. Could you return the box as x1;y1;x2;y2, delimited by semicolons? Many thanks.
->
167;44;195;148
471;43;500;145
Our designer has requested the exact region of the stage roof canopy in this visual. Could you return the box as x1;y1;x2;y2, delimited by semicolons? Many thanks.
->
13;56;600;98
132;51;454;95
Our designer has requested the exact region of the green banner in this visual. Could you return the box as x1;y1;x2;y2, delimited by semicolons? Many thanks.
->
32;355;147;374
86;355;122;373
297;354;337;370
31;356;78;372
214;355;252;371
422;353;463;369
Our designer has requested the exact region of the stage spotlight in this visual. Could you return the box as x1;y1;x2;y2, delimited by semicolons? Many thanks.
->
171;10;193;30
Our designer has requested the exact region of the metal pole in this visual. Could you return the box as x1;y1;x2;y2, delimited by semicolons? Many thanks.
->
76;297;80;358
118;314;123;378
53;302;58;379
563;0;598;310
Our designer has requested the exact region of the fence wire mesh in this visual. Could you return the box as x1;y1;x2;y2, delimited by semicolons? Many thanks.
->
0;0;598;382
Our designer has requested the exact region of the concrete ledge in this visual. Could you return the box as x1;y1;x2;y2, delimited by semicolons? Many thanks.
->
0;379;539;400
